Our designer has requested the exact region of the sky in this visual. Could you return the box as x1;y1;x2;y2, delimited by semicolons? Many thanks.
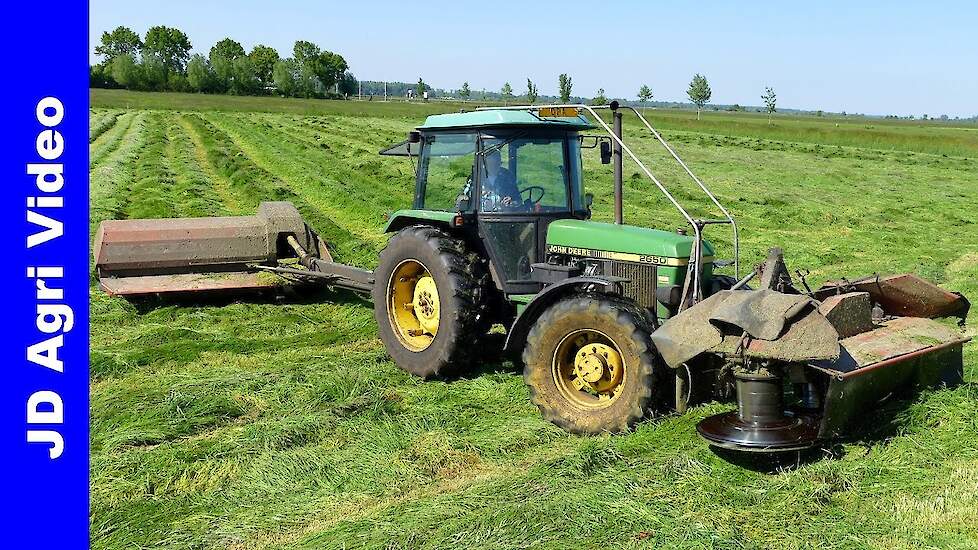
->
90;0;977;117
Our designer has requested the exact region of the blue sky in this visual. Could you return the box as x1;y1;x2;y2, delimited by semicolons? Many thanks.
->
91;0;976;117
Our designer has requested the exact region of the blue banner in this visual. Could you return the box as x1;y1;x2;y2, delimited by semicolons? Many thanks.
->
1;2;89;547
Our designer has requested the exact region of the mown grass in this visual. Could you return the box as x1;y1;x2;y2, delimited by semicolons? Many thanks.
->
89;92;978;550
93;88;978;157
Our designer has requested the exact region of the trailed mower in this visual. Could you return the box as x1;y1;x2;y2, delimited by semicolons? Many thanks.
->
93;103;971;453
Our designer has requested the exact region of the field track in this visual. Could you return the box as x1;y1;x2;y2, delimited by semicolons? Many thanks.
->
90;90;978;550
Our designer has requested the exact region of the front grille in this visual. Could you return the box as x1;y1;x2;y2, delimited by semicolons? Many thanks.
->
609;261;657;309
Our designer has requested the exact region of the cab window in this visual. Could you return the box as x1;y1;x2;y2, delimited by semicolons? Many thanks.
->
418;132;477;211
479;135;571;213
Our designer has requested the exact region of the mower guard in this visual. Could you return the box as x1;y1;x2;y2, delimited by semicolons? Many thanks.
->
812;316;968;438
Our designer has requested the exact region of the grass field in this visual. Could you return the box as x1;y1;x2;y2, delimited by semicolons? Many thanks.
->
89;89;978;549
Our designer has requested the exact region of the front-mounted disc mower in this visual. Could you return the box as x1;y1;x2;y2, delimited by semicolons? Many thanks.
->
93;102;970;456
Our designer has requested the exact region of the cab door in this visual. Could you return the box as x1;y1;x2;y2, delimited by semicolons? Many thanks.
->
476;132;577;294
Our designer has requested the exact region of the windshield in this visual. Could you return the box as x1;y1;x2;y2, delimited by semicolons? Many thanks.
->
479;133;582;213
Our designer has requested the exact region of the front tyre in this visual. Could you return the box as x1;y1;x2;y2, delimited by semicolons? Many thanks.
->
523;295;662;434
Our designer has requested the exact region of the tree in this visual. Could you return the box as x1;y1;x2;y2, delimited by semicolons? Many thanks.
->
211;38;246;62
686;73;712;120
111;54;140;89
558;73;572;103
291;41;347;96
293;40;320;66
761;86;776;124
339;71;358;96
249;45;279;91
459;81;471;99
89;64;116;88
167;72;190;93
318;51;349;93
186;54;212;92
501;82;513;103
95;26;142;65
272;58;299;97
230;56;259;95
526;78;538;103
298;62;321;97
591;88;607;105
416;78;426;99
637;84;653;111
140;53;167;91
209;38;246;93
210;55;233;93
143;26;192;74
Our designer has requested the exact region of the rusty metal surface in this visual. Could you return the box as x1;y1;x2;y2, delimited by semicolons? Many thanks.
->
93;202;327;296
808;315;969;437
95;215;274;274
817;343;965;438
814;316;969;376
817;292;874;338
816;273;970;322
99;272;280;296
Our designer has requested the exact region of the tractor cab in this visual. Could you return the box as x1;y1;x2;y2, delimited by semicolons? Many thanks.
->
383;109;596;294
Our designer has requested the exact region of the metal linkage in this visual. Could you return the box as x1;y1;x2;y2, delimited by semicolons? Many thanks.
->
622;106;739;279
477;103;739;309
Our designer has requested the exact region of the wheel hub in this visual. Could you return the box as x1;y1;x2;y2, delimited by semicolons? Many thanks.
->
573;343;623;393
388;260;440;352
553;330;627;409
412;276;440;335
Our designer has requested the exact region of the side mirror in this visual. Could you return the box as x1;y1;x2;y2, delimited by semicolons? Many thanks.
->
407;131;421;143
600;141;612;164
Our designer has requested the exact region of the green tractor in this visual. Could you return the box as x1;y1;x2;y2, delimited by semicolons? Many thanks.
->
370;104;727;433
94;103;969;453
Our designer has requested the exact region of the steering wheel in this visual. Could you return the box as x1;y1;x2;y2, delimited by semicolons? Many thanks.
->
520;186;545;206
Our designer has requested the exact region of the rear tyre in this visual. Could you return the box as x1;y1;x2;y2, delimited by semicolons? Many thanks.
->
373;225;487;378
523;294;662;434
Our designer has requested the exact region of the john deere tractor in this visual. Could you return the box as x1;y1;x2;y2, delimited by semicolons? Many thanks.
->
94;103;970;453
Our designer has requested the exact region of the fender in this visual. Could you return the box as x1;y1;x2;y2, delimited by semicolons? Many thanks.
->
504;275;628;354
383;209;456;233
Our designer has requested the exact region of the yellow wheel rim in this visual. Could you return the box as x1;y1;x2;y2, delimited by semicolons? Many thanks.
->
387;259;440;352
552;329;626;410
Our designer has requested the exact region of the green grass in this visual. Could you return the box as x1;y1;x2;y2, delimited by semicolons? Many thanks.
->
90;90;978;549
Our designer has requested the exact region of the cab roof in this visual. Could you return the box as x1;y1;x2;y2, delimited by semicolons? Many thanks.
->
417;109;594;131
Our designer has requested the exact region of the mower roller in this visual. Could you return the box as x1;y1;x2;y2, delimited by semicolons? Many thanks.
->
94;102;970;456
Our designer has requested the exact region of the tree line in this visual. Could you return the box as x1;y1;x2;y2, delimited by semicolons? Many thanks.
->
90;25;356;98
91;30;786;118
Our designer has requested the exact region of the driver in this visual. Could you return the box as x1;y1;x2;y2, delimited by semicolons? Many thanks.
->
481;149;521;211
